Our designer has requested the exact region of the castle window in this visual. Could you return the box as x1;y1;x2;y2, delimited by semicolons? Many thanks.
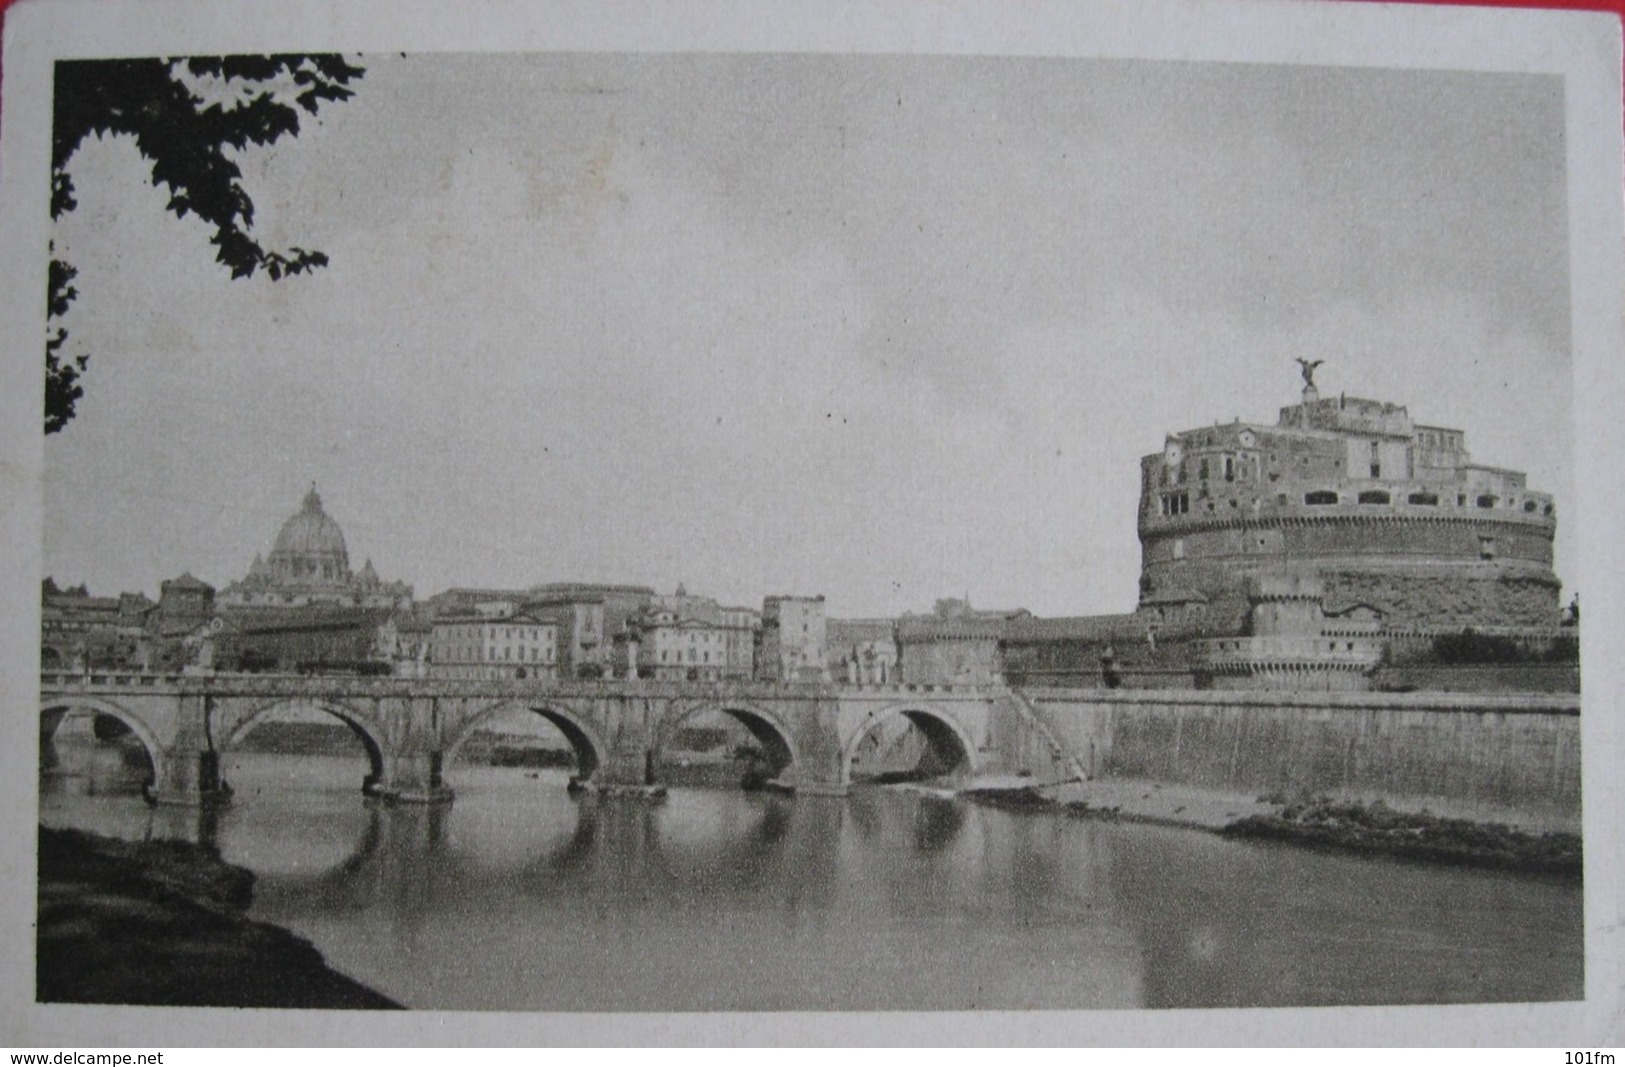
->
1477;494;1499;509
1199;458;1209;481
1408;492;1439;506
1304;491;1339;505
1479;536;1497;560
1544;503;1554;516
1458;494;1467;506
1224;455;1235;482
1524;500;1538;513
1357;490;1391;505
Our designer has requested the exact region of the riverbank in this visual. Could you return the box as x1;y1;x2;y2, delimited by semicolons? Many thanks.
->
1221;796;1582;876
36;825;401;1008
960;779;1583;877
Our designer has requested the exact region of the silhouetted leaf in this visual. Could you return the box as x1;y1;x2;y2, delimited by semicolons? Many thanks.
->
46;54;366;433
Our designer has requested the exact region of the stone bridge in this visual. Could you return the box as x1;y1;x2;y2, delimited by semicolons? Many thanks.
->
40;672;1069;805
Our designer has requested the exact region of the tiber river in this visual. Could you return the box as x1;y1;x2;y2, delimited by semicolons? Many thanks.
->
40;730;1583;1011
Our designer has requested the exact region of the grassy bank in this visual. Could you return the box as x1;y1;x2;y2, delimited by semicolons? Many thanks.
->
36;826;400;1008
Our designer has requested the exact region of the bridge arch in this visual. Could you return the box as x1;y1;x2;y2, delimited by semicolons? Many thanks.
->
442;700;609;782
219;697;389;795
40;696;165;796
841;703;980;786
654;701;802;788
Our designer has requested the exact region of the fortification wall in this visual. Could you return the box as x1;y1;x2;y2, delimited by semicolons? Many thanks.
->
1021;687;1579;830
1320;572;1560;629
1141;557;1558;631
1142;512;1554;568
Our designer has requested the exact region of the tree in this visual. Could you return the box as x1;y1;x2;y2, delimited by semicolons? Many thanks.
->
47;54;366;433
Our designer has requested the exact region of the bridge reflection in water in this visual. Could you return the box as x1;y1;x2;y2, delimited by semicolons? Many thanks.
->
41;750;1582;1011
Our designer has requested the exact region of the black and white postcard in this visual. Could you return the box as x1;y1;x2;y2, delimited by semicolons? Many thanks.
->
1;0;1621;1046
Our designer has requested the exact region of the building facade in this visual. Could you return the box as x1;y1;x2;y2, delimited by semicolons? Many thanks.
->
636;610;729;680
612;585;759;681
756;595;827;682
526;582;654;679
718;605;762;679
429;613;558;680
40;580;155;670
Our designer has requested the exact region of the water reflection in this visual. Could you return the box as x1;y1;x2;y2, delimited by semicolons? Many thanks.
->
39;752;1583;1011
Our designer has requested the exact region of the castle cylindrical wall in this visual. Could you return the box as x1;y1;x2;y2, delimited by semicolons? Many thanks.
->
1137;507;1559;629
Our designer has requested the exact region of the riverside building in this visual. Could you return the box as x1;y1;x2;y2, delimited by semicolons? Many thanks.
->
1138;371;1559;635
999;365;1569;691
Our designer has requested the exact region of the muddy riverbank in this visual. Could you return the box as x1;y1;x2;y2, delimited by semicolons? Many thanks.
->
961;780;1582;877
36;825;400;1008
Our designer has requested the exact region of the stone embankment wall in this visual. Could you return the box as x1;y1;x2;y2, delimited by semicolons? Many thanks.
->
1021;687;1580;830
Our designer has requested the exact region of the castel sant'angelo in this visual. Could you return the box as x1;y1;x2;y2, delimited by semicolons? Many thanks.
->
1001;361;1571;691
1140;359;1559;631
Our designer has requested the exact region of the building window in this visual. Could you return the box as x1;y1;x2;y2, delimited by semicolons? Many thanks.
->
1477;494;1498;509
1304;491;1339;505
1224;455;1235;482
1407;492;1439;506
1357;490;1390;505
1479;536;1497;560
1369;440;1381;478
1199;458;1209;481
1524;500;1538;513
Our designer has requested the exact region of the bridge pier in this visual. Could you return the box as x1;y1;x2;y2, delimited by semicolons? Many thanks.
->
373;750;454;806
151;747;233;808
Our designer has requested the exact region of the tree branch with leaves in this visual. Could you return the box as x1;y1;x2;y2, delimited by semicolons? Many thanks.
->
47;54;366;433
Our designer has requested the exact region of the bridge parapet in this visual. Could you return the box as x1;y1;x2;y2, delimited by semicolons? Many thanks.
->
41;671;1011;702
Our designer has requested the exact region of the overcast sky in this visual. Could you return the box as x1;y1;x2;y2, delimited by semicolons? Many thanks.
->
42;52;1573;617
